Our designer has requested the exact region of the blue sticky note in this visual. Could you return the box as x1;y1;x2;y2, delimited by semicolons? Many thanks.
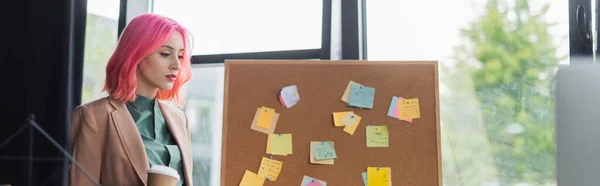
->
313;141;337;160
362;172;367;186
348;84;375;109
387;96;399;118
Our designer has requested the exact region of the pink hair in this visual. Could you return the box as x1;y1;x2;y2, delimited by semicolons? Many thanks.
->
103;13;193;106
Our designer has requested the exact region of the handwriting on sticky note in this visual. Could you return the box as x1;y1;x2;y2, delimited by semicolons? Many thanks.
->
367;126;389;147
270;134;293;155
367;167;391;186
398;98;420;119
310;142;334;165
257;107;275;128
239;170;265;186
258;157;283;181
313;141;337;160
348;84;375;109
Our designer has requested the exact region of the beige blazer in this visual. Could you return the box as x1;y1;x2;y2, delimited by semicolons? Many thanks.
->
68;97;193;186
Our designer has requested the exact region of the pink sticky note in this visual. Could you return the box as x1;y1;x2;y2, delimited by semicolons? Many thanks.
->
278;94;287;107
397;97;413;123
307;179;323;186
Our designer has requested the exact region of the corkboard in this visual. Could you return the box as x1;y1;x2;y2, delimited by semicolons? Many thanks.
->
221;60;441;186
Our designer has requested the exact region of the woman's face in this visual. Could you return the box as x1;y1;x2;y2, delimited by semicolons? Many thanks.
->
137;31;184;92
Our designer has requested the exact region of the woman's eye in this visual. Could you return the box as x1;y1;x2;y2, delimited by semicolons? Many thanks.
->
178;55;183;60
160;53;170;57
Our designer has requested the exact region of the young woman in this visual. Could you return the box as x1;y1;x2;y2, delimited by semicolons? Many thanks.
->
69;13;194;186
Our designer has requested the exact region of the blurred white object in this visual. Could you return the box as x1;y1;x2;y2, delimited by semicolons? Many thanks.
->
556;64;600;186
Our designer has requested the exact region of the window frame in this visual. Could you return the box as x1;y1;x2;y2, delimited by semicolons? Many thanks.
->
119;0;338;62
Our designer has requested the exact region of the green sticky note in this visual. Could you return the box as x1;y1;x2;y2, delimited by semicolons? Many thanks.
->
312;141;337;160
348;84;375;109
366;126;389;147
270;134;293;155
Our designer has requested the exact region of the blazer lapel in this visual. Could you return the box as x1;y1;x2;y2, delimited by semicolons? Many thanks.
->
159;102;192;186
109;98;149;185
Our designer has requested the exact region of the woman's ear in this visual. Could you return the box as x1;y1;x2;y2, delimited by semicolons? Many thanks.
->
137;59;146;70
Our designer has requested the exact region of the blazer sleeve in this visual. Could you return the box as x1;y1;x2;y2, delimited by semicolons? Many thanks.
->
69;105;102;186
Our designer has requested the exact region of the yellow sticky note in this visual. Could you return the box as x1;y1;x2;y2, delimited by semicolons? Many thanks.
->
257;106;275;128
367;167;391;186
266;135;273;154
258;157;283;181
343;114;362;135
239;170;265;186
266;135;287;155
333;111;352;127
398;98;420;119
269;134;293;155
341;81;362;103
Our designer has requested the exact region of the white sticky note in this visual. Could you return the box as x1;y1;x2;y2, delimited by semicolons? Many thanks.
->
342;112;357;127
279;85;300;108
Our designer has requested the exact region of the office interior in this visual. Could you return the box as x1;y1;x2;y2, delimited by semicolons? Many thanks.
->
1;0;594;185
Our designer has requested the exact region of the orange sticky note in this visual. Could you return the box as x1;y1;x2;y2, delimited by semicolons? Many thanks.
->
367;167;391;186
257;106;275;128
343;114;362;135
333;111;352;127
239;170;265;186
258;157;283;181
398;98;420;120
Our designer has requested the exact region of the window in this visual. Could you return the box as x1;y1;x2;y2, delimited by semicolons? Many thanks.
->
366;0;568;185
82;0;120;104
152;0;323;55
183;65;224;186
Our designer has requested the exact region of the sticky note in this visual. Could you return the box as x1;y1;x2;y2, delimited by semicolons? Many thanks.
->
367;167;391;186
387;96;400;119
398;98;420;120
251;108;280;134
313;141;337;160
266;135;287;156
309;142;334;165
341;81;362;103
269;134;293;155
258;157;283;181
342;112;357;127
257;107;275;128
239;170;265;186
362;172;367;186
367;126;389;147
301;176;327;186
333;111;352;127
279;85;300;108
348;84;375;109
343;114;362;135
